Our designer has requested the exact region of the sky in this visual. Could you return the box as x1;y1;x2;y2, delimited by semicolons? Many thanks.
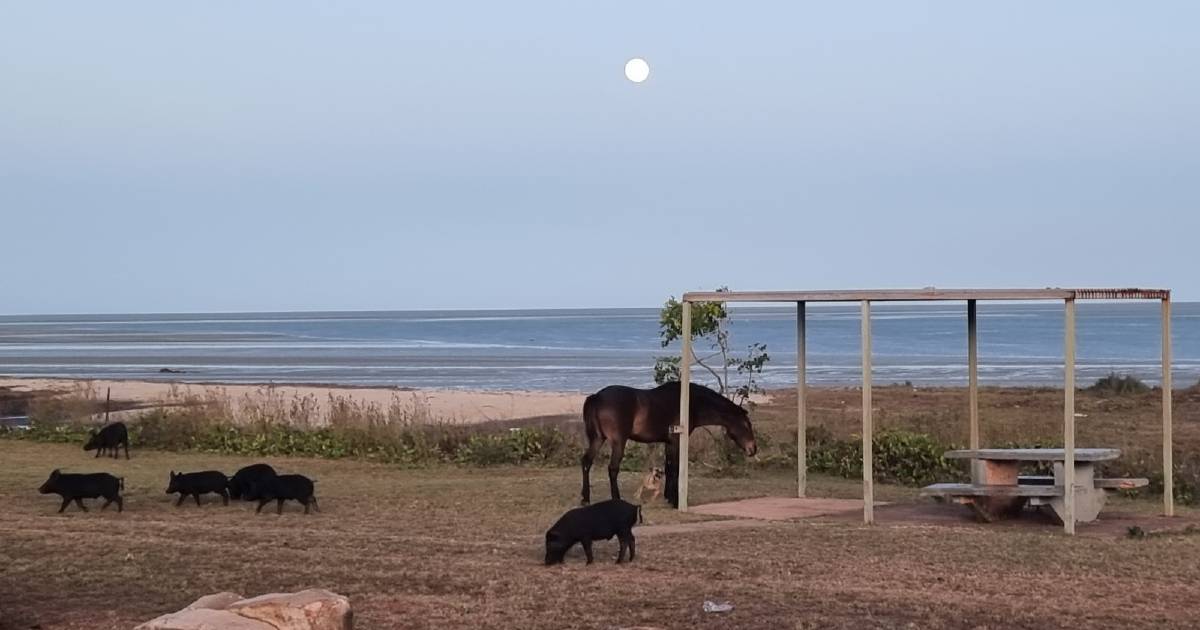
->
2;2;1198;313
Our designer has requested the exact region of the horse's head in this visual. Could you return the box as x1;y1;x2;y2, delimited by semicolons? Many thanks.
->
723;406;757;457
693;384;757;457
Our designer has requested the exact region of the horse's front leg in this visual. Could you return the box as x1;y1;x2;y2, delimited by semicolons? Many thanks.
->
664;436;679;508
608;440;626;501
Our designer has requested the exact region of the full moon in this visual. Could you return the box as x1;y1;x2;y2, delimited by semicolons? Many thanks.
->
624;58;650;83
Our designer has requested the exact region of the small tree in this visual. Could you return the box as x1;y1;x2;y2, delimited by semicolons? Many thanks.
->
653;288;770;407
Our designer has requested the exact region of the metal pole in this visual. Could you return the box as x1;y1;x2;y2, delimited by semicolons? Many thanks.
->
678;301;692;512
861;300;874;524
797;301;807;498
968;300;979;450
1163;297;1174;517
1063;299;1076;535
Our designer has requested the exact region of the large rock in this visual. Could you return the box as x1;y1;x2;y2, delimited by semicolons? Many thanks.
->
135;608;275;630
136;589;352;630
226;589;352;630
184;592;244;611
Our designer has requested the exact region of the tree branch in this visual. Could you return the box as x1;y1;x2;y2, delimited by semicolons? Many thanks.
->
692;354;724;389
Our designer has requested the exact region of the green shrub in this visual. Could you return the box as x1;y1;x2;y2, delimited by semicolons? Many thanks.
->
1102;448;1200;506
1089;372;1150;396
8;424;92;444
805;429;966;486
872;430;966;485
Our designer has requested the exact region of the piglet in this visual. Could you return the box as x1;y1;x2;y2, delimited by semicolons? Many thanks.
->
39;469;124;513
253;474;319;515
166;470;230;507
228;463;276;501
83;422;129;459
544;499;640;565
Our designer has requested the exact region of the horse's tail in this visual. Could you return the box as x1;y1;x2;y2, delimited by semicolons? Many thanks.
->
582;393;600;441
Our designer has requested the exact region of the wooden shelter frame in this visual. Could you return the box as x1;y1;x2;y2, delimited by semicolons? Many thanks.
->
674;288;1174;535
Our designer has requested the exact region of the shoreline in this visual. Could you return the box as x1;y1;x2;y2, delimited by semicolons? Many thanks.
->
4;375;1185;430
0;377;589;425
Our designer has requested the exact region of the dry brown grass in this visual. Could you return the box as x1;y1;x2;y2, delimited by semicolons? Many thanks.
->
4;438;1200;630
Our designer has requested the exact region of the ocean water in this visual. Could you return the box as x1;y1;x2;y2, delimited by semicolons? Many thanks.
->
0;303;1197;392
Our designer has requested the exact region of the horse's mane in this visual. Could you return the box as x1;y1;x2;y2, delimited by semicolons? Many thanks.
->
654;381;746;415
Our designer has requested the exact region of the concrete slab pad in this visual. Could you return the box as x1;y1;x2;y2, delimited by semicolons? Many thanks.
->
688;496;884;521
637;518;776;537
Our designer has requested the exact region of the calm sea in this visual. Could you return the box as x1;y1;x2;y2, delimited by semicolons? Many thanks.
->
0;304;1197;392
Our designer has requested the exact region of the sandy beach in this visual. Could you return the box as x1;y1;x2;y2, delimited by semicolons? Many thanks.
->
0;377;587;425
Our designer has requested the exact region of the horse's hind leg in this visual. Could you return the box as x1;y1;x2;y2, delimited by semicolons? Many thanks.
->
580;435;604;505
608;440;625;502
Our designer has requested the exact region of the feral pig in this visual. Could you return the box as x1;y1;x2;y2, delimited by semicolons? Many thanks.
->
253;474;319;515
83;422;129;459
166;470;230;507
545;499;640;565
228;463;277;501
38;469;124;513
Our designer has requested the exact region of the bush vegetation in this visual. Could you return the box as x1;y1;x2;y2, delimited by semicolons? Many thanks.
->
5;385;1197;505
1088;372;1151;396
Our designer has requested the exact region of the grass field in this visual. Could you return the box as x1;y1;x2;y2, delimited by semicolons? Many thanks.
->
4;436;1200;629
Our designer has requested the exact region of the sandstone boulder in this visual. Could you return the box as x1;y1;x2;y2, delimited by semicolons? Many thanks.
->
227;589;352;630
135;589;352;630
135;608;274;630
184;592;244;611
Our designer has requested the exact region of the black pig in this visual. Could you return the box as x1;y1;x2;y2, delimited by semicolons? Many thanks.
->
544;499;640;565
228;463;277;501
166;470;230;507
83;422;129;459
38;469;124;513
253;474;319;515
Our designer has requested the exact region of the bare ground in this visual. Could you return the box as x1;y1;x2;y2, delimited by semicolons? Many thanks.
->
4;439;1200;630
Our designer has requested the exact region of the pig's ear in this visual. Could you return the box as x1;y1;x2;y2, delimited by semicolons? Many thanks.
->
50;469;61;477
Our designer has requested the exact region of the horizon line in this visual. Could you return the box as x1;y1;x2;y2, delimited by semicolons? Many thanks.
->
2;301;1198;319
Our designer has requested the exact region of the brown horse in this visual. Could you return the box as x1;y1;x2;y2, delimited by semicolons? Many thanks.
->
580;381;757;507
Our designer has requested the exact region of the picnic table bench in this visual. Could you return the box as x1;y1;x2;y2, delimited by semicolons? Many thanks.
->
921;448;1148;523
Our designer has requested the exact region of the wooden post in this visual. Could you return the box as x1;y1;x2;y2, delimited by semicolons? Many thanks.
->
1163;297;1174;517
1063;299;1076;535
968;300;979;450
797;301;807;498
678;301;692;512
861;300;874;524
104;387;111;425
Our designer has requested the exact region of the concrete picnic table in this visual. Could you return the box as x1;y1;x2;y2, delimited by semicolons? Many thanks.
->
921;448;1148;523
